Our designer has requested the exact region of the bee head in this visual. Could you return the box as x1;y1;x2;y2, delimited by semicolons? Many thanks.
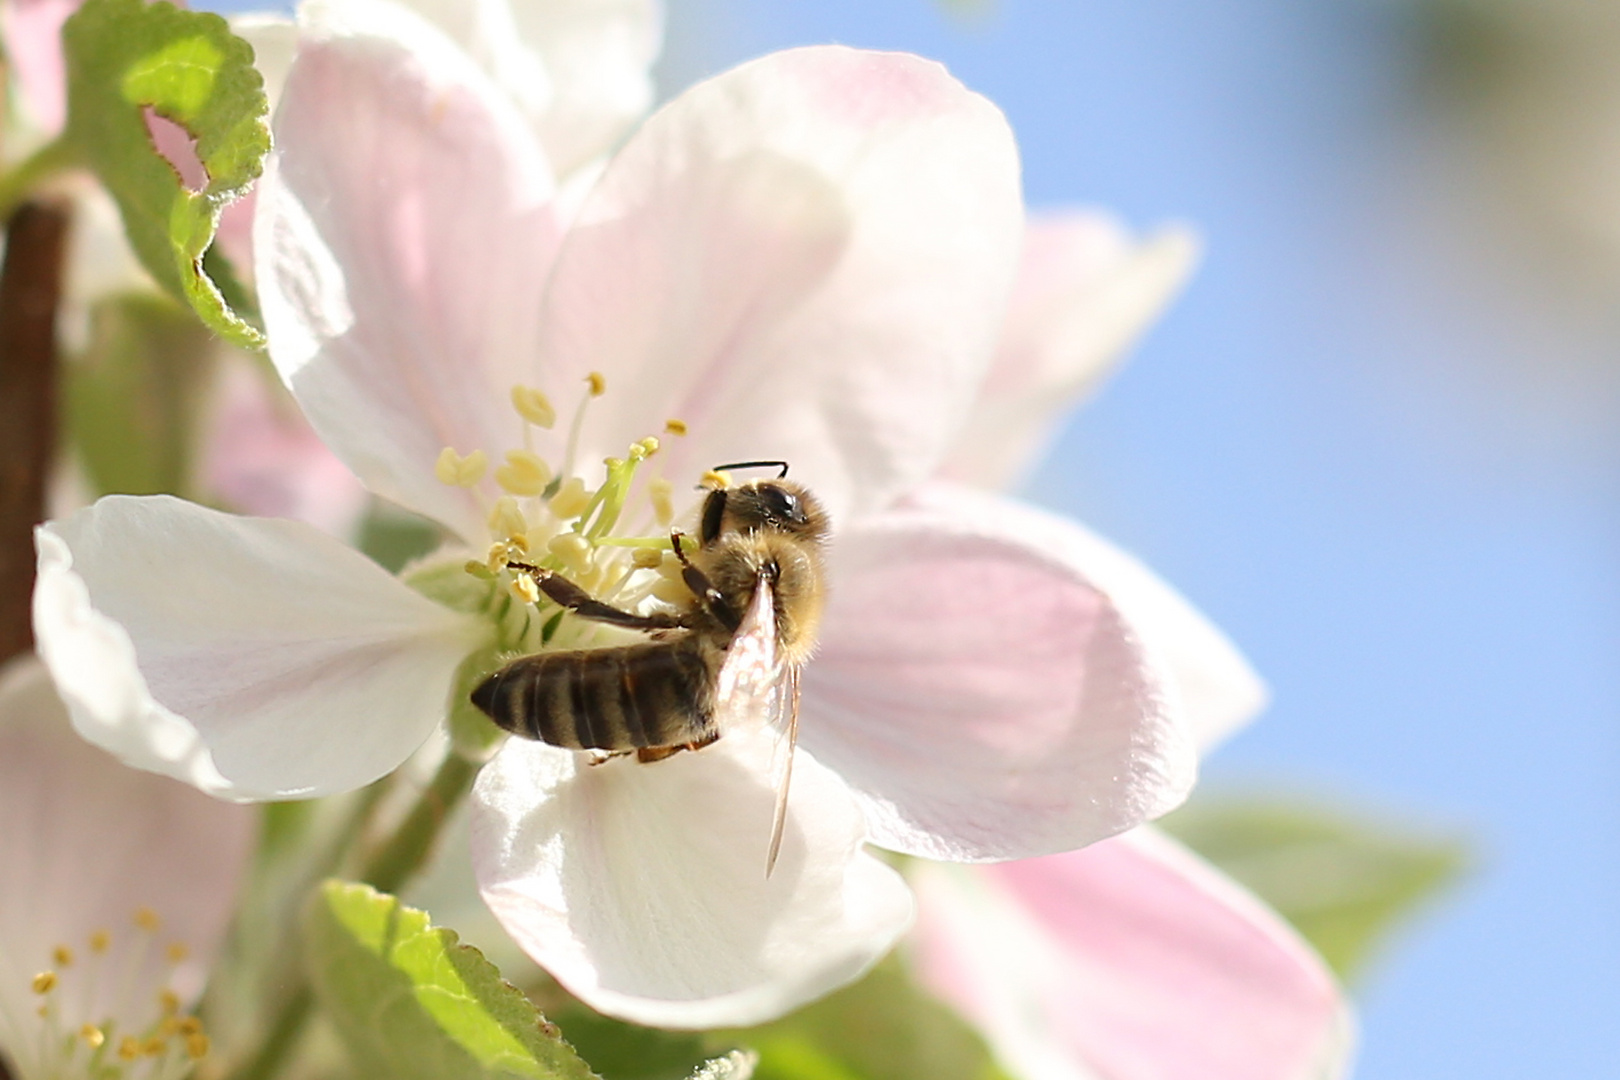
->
699;465;828;545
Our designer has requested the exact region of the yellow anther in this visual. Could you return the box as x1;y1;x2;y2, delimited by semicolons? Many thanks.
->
631;547;664;569
81;1024;105;1049
549;477;591;519
159;989;181;1015
186;1032;211;1059
495;449;551;496
586;371;606;397
166;942;189;964
649;478;675;526
700;469;730;490
639;436;661;456
664;418;688;436
435;447;488;488
509;574;540;605
510;385;557;428
650;576;691;605
31;971;56;994
89;930;110;953
118;1036;141;1061
463;559;495;581
52;945;73;967
160;1016;181;1037
134;907;161;932
506;533;530;553
178;1017;202;1036
547;533;593;573
143;1035;167;1056
488;496;529;541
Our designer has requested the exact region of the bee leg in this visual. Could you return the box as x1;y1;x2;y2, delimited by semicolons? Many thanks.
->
586;749;633;766
508;561;688;632
669;531;740;631
634;730;721;764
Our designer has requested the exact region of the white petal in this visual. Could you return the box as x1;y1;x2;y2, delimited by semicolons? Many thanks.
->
911;829;1352;1080
914;482;1264;750
802;487;1196;861
33;496;486;800
256;0;560;541
471;727;913;1029
0;657;253;1068
940;212;1198;489
531;46;1023;522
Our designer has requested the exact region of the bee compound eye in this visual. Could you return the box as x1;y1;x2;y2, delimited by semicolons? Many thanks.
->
760;484;800;522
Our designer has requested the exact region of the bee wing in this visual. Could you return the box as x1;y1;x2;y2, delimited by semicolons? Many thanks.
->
713;574;798;876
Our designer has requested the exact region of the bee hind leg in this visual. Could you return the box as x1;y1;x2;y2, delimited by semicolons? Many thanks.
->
634;731;721;764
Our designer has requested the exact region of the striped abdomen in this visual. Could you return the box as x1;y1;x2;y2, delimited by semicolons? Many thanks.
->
471;637;718;751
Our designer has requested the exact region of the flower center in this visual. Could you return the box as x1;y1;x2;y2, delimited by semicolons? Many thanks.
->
6;908;210;1080
424;373;705;656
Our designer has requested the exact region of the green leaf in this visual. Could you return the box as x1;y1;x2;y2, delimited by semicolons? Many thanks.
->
733;963;1013;1080
64;293;216;498
306;880;603;1080
1159;796;1470;981
537;1009;727;1080
61;0;269;348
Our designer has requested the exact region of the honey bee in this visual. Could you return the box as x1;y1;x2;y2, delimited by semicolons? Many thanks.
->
470;461;828;873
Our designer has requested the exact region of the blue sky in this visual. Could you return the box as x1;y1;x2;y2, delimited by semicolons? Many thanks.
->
658;1;1620;1075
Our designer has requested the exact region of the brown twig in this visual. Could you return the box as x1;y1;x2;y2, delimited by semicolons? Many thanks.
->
0;199;69;666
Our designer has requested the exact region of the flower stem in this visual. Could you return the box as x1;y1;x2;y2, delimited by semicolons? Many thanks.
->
0;198;68;664
360;748;480;893
223;751;480;1080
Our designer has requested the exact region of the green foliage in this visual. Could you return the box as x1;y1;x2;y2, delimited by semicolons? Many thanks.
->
61;0;268;348
538;1009;731;1080
305;881;602;1080
1160;796;1470;981
734;963;1013;1080
64;294;215;498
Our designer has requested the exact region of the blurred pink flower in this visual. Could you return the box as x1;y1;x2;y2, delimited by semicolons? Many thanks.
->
0;656;253;1079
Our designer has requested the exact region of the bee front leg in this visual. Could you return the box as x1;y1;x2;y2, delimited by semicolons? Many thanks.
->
508;561;688;632
669;531;740;631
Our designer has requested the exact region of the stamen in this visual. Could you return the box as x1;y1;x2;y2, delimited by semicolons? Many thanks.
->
664;418;688;436
463;559;496;581
52;945;73;967
133;908;161;932
510;385;557;429
165;942;188;964
649;478;675;526
434;447;489;488
141;1035;165;1056
586;372;606;397
631;547;664;569
495;449;551;496
118;1036;141;1061
488;496;528;541
549;477;591;520
32;971;57;994
158;989;181;1016
547;533;592;574
630;437;659;461
186;1032;210;1059
509;575;540;605
89;930;110;954
80;1023;105;1049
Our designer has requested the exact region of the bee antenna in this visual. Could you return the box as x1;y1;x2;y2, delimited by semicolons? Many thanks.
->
710;460;790;478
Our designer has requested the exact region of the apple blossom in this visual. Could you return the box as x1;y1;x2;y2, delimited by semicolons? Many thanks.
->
0;656;253;1080
912;830;1351;1080
31;6;1198;1028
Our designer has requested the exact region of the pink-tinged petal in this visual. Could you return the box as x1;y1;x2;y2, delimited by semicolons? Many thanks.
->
918;482;1265;750
941;212;1198;489
201;353;371;538
32;496;487;800
504;0;662;177
0;657;253;1069
802;489;1195;861
912;829;1352;1080
471;726;913;1028
1;0;74;135
255;0;561;542
532;45;1022;522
